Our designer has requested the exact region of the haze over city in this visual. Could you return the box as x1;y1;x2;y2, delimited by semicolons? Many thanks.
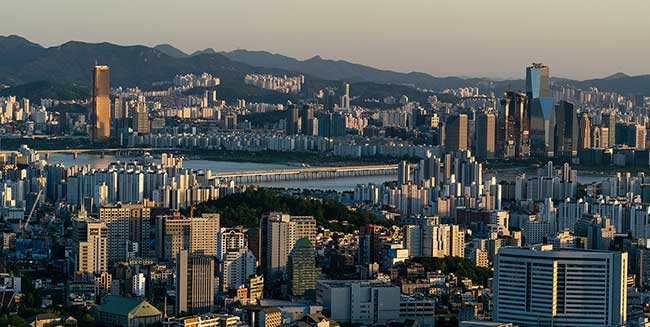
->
3;0;650;79
4;1;650;327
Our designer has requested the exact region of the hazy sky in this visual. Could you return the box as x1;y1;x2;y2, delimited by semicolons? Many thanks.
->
3;0;649;80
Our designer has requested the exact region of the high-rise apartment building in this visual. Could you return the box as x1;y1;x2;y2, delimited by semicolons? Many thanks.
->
99;203;151;264
403;218;465;258
91;65;111;142
221;249;256;292
176;250;215;314
259;212;316;278
445;114;468;152
134;103;150;134
494;245;627;327
217;228;247;261
74;218;108;274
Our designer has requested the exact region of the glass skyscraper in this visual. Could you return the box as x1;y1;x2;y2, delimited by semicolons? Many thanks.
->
526;63;555;156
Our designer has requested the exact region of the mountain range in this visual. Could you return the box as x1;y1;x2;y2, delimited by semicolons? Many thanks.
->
1;35;650;103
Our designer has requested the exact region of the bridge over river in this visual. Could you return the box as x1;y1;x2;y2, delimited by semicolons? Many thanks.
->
210;164;398;183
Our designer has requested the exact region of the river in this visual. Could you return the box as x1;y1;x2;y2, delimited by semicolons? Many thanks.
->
43;153;395;192
44;153;616;192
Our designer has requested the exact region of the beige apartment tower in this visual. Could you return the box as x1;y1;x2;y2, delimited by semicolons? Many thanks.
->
91;65;111;142
74;218;108;274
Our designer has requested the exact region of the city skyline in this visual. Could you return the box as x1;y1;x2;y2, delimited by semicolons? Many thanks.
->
2;0;650;80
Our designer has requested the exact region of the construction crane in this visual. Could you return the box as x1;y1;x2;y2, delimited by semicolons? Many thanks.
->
22;188;43;234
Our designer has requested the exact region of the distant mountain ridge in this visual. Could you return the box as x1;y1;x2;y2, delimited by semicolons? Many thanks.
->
1;35;650;98
222;49;650;95
153;44;188;58
222;49;489;90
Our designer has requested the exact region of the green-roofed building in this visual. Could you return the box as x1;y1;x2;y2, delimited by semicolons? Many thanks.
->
93;295;162;327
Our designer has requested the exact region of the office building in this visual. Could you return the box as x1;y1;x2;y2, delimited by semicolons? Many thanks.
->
602;112;616;147
358;224;384;266
475;112;496;159
317;112;346;138
525;63;550;99
259;212;316;279
156;213;220;260
300;105;315;136
498;92;529;159
74;218;108;274
287;238;320;299
91;65;111;142
176;250;215;315
494;245;627;327
554;101;578;157
578;113;591;151
287;105;300;135
526;63;554;157
316;280;400;325
445;114;468;151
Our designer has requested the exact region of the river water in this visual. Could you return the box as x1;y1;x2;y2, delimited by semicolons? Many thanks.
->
45;153;616;192
44;153;395;192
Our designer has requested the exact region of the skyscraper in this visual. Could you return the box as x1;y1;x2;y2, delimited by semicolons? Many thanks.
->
526;63;555;157
578;112;592;151
286;105;300;135
554;101;578;157
300;105;315;136
317;112;346;137
602;111;616;147
445;114;468;151
91;65;111;142
176;250;215;314
494;245;627;327
287;238;320;299
529;97;556;157
340;83;351;108
525;63;550;99
498;92;529;158
475;112;496;159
